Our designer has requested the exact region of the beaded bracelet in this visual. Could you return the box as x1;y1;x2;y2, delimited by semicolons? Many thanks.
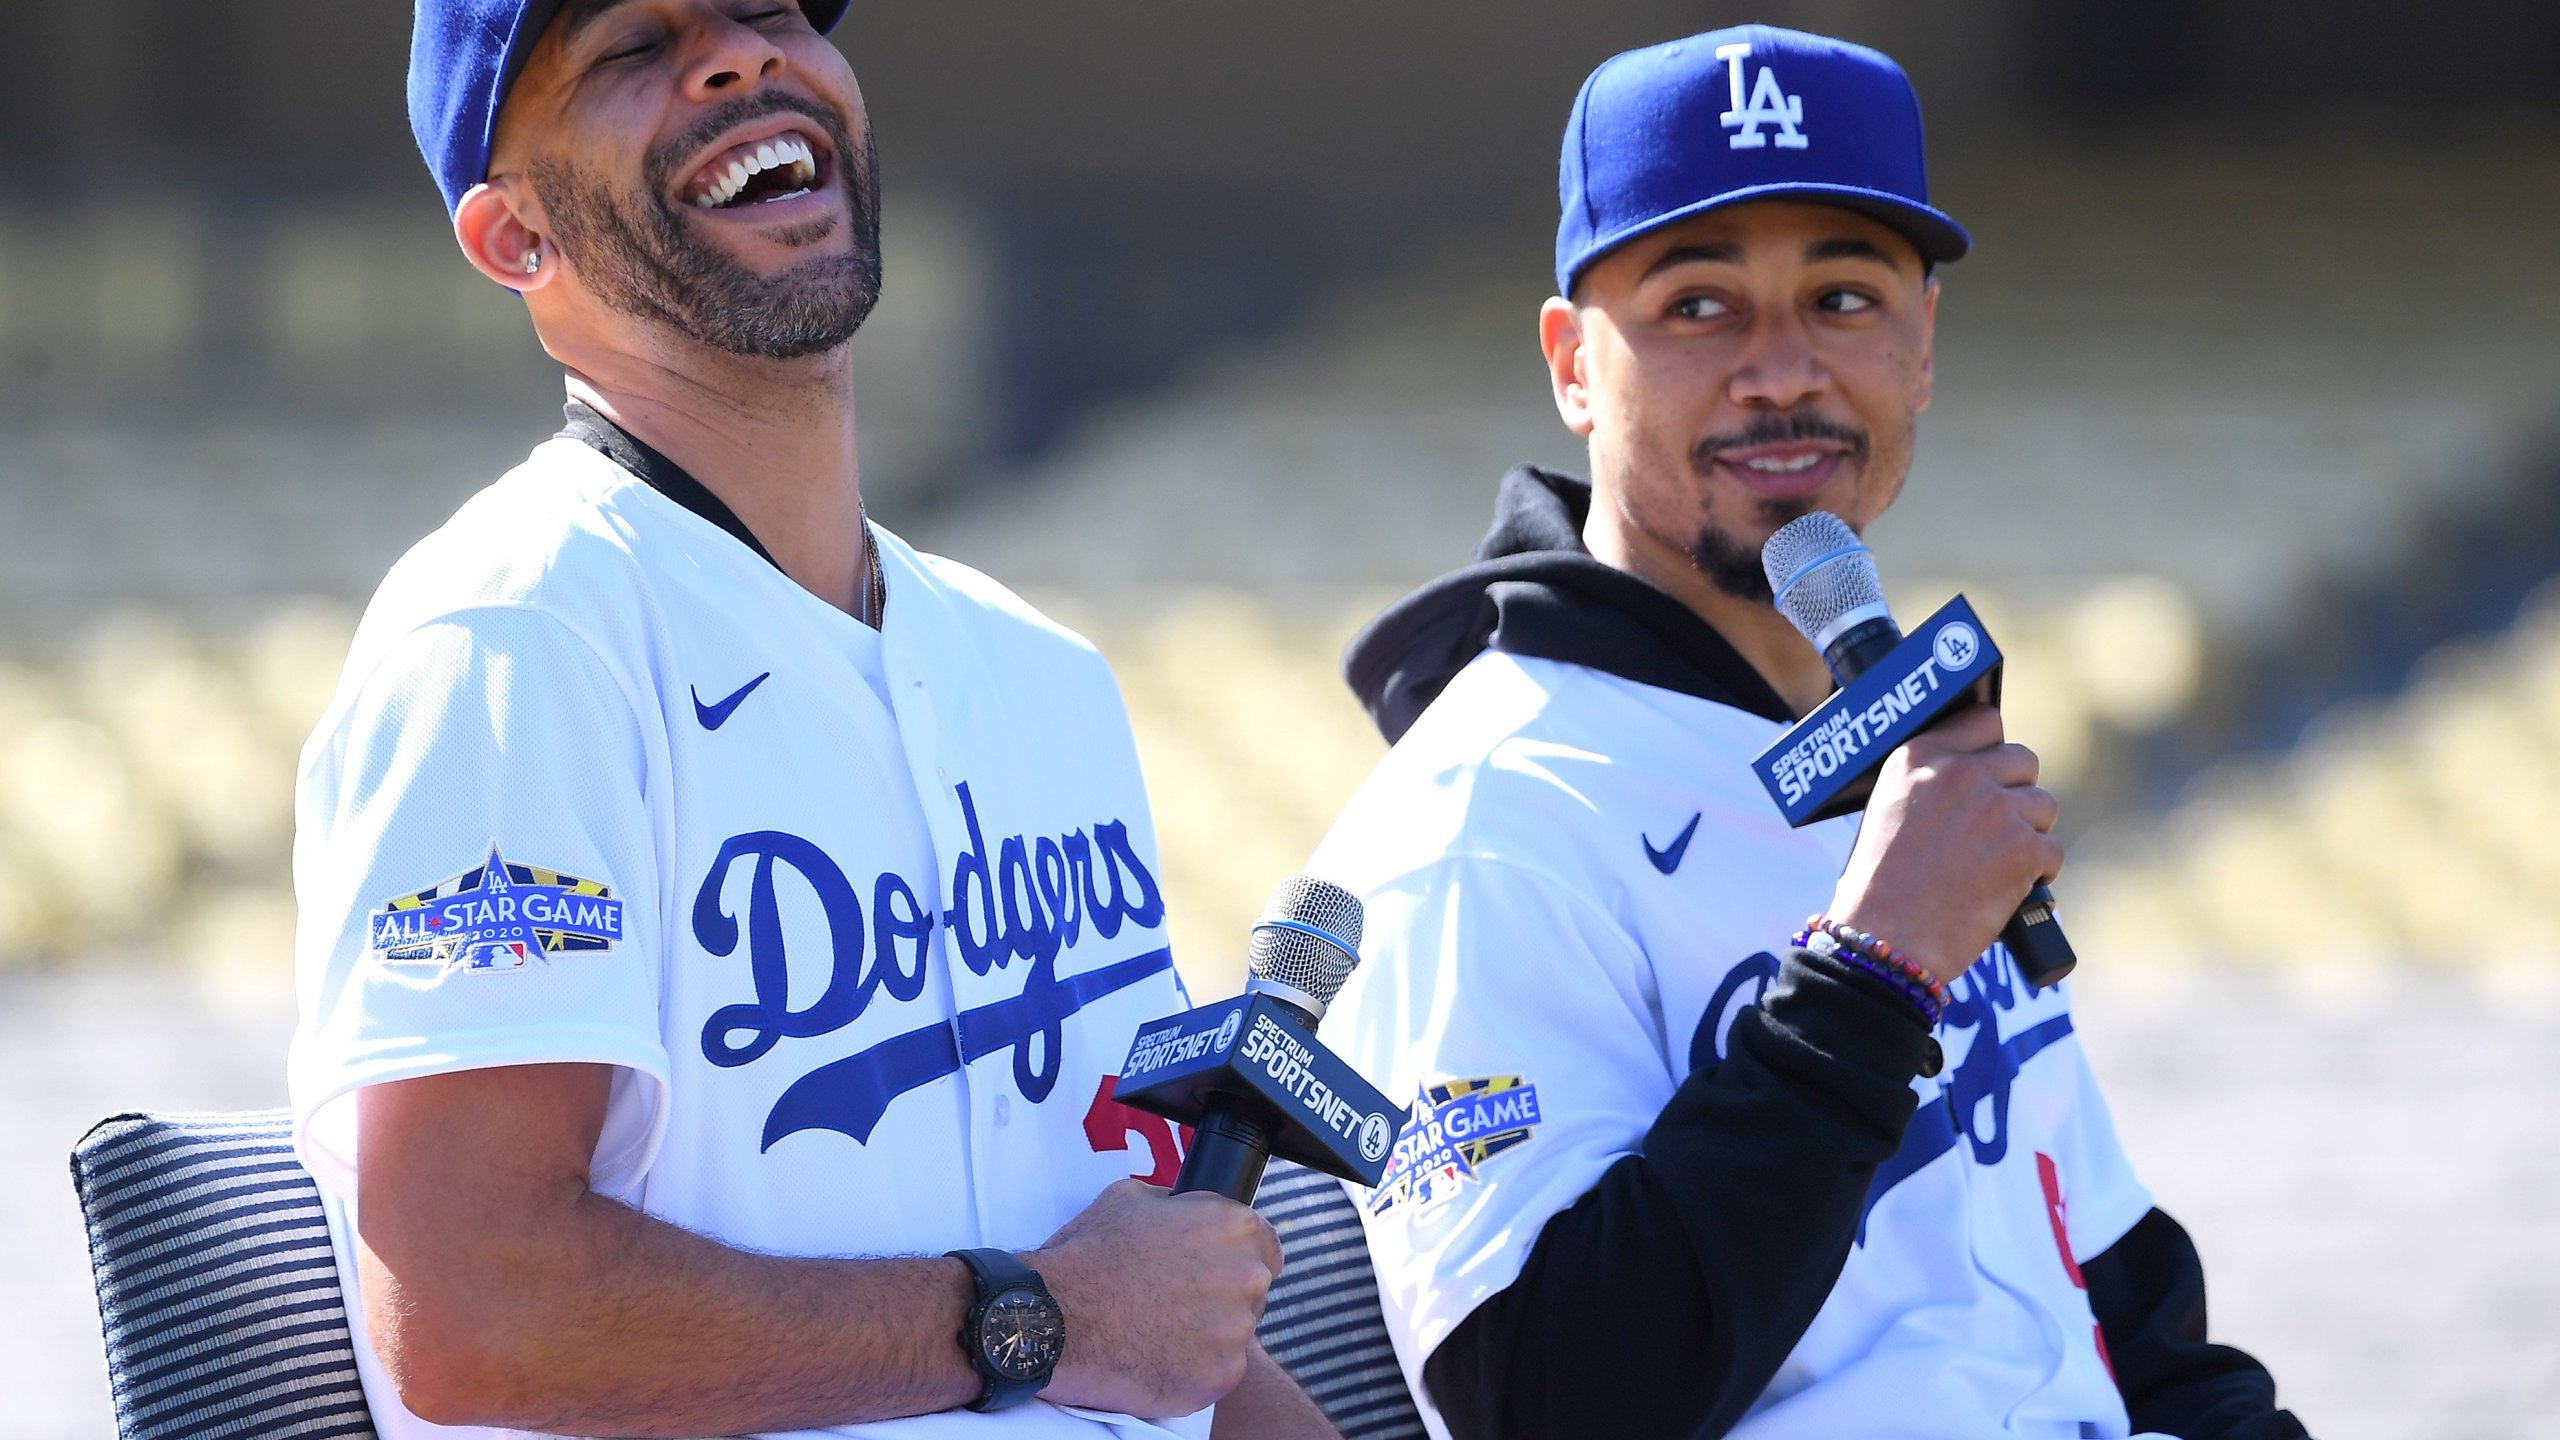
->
1799;931;1943;1028
1794;914;1948;1025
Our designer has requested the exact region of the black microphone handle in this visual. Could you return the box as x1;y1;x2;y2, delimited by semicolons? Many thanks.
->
1820;618;2078;989
1173;1098;1279;1202
1821;616;1906;681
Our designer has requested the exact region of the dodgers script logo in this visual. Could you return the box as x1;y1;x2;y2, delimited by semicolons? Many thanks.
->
1368;1075;1543;1216
1692;948;2077;1241
370;845;624;974
695;782;1174;1151
1717;41;1808;150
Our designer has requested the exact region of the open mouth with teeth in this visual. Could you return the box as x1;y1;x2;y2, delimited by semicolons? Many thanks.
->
1739;453;1829;474
686;131;825;210
1708;440;1854;497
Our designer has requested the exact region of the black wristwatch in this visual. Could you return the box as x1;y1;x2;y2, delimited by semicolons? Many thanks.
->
948;1247;1066;1412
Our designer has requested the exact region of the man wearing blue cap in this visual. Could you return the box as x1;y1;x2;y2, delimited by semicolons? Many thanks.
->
1311;26;2305;1440
285;4;1334;1438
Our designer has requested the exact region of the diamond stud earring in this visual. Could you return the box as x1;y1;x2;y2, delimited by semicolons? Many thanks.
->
523;250;541;275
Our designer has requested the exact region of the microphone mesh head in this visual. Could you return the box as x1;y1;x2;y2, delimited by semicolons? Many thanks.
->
1247;876;1365;1013
1761;512;1886;646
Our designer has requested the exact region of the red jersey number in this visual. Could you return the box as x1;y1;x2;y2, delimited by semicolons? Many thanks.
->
1082;1074;1191;1187
2037;1150;2118;1384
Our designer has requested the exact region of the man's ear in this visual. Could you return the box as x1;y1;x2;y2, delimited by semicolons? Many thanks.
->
454;179;554;293
1538;296;1597;438
1913;276;1938;416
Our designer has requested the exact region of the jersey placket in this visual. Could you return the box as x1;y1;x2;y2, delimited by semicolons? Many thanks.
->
882;605;1011;1248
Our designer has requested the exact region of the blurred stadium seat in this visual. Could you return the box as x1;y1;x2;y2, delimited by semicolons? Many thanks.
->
930;148;2560;621
917;146;2560;978
0;148;2554;983
0;582;2205;995
2073;581;2560;968
0;603;351;973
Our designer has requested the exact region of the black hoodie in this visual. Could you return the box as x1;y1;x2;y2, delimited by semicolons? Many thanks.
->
1335;467;2307;1440
1347;466;1793;743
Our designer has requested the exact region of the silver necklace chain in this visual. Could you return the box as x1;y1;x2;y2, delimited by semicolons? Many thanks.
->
857;499;886;628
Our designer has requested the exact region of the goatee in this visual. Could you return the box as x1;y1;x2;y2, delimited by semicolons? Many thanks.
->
1685;411;1870;603
1686;510;1803;604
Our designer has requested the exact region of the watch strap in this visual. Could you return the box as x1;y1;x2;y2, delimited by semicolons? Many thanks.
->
951;1245;1040;1295
948;1247;1059;1413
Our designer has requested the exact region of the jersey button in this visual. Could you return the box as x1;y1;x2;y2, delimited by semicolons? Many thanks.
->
993;1093;1012;1127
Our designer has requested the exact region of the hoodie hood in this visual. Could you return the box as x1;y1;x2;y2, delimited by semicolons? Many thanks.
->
1343;466;1793;743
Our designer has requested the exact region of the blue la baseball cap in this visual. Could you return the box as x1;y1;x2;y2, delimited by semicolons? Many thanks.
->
409;0;854;215
1555;25;1968;296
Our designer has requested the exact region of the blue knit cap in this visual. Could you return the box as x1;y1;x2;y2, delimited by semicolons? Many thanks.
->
1556;25;1968;296
408;0;854;214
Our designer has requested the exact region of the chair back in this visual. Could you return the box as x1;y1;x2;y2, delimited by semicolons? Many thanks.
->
70;1111;1419;1439
1253;1159;1427;1440
71;1109;376;1440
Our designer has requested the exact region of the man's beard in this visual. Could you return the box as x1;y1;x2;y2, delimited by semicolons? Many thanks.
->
531;92;883;360
1682;411;1870;603
1687;517;1796;604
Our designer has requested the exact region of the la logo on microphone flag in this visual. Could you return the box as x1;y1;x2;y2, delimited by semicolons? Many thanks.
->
1753;596;2004;826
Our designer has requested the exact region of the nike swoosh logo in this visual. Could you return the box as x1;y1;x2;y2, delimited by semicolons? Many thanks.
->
1644;813;1702;875
691;672;771;731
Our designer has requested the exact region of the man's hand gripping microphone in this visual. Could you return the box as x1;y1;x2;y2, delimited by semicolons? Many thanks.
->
1112;877;1405;1203
1755;513;2078;989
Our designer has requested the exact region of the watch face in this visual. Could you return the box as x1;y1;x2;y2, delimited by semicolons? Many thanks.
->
979;1287;1065;1381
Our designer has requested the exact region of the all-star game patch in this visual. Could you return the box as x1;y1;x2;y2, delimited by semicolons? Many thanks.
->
1366;1075;1543;1217
369;844;624;975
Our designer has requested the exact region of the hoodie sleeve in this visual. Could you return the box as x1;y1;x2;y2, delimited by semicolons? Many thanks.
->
1417;947;1936;1439
2084;1208;2309;1440
1326;852;1934;1440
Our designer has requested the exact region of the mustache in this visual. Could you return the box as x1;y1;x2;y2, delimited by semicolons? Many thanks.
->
1691;411;1870;471
644;90;857;196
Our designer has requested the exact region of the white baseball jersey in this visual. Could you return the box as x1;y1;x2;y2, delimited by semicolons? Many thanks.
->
288;433;1206;1440
1311;650;2157;1440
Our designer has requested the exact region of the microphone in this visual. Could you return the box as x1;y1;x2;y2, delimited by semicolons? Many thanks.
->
1760;513;2077;989
1112;877;1404;1203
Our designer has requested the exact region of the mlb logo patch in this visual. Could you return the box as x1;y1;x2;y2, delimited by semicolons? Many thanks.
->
370;844;624;976
456;938;529;972
1367;1075;1543;1217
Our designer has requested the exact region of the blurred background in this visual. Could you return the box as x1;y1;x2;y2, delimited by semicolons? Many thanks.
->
3;1;2557;1435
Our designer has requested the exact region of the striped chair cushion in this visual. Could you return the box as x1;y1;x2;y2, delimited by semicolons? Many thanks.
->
1254;1159;1426;1440
69;1113;1413;1439
71;1109;376;1440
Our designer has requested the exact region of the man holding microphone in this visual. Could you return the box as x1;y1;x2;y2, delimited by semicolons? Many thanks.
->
288;3;1333;1436
1312;27;2306;1439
